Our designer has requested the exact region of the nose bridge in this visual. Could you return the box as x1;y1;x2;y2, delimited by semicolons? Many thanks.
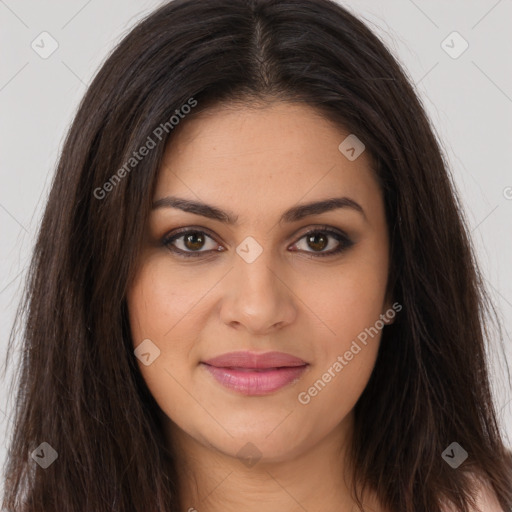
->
237;245;278;296
220;237;296;333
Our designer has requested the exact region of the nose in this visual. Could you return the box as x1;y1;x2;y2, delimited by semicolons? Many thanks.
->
219;247;297;336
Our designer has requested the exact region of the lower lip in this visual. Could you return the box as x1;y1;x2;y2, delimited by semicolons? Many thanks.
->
201;363;308;395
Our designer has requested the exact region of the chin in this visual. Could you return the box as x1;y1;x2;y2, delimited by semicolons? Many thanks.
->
197;426;308;465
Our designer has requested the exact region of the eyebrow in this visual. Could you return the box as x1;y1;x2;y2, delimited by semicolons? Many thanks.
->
151;195;367;224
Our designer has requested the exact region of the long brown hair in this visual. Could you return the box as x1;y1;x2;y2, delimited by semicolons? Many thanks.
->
2;0;511;511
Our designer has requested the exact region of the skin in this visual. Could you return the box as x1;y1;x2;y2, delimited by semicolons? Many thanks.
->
127;101;395;512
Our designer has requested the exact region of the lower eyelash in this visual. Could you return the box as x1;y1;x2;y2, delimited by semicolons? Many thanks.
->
162;227;353;258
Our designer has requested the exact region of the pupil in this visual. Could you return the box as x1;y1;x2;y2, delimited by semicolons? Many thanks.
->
185;232;204;250
308;233;327;251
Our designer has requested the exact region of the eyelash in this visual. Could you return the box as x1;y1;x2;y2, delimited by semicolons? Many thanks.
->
161;225;354;259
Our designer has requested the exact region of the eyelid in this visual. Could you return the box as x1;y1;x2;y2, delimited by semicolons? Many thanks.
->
161;224;353;258
161;226;223;257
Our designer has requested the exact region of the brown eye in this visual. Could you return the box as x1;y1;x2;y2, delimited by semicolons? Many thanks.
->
290;227;354;257
162;229;221;257
183;232;206;251
306;232;329;252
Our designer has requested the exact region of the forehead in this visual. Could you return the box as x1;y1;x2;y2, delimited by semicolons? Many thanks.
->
155;102;381;224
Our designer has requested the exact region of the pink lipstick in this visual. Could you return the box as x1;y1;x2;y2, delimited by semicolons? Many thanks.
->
201;351;309;395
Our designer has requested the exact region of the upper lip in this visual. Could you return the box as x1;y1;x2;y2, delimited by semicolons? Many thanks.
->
202;351;308;369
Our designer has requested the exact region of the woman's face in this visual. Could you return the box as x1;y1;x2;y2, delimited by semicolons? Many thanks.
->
127;101;393;464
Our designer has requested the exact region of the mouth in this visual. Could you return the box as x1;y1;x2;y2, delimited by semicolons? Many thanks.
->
201;351;309;395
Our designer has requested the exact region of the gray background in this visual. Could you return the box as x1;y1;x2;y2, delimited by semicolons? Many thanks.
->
1;0;511;494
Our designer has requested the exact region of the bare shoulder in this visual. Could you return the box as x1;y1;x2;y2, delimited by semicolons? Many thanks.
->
469;475;505;512
440;472;505;512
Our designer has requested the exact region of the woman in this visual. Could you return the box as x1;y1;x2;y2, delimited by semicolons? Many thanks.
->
2;0;511;511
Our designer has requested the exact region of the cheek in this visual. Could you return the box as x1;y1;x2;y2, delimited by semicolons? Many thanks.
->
126;258;202;395
294;290;386;434
127;255;219;349
128;259;192;338
310;251;389;346
295;247;389;410
126;260;210;434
